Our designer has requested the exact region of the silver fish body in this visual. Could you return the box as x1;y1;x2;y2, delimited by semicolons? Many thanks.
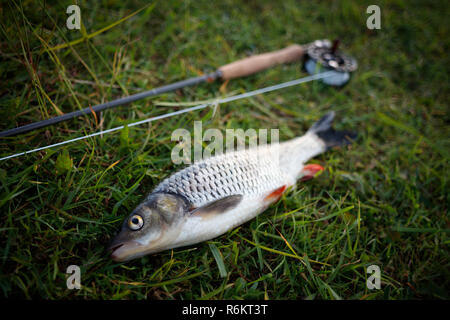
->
154;143;290;208
109;112;355;261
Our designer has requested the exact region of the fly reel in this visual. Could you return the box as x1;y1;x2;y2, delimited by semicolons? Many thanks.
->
304;39;357;86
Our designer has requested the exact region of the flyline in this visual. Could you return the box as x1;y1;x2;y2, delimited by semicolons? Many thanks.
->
0;71;334;161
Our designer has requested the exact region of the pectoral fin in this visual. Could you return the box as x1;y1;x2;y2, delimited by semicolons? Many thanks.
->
190;195;243;219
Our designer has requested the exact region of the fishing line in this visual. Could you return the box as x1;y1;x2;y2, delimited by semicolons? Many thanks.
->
0;71;334;162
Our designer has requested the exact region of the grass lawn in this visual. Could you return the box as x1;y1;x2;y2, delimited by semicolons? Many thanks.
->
0;0;448;299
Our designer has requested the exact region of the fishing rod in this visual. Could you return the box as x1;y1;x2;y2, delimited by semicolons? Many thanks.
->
0;71;337;161
0;39;356;138
0;39;357;161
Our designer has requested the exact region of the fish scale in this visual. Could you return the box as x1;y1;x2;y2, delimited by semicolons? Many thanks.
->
153;145;288;206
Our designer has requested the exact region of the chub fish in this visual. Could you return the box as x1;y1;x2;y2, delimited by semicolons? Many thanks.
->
108;111;356;261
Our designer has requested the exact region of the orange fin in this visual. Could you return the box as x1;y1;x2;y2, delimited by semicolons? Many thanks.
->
300;164;324;181
264;185;287;202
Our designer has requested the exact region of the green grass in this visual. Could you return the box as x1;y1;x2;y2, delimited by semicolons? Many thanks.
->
0;0;449;299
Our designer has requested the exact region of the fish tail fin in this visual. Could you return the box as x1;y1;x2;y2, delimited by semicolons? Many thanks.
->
307;111;357;150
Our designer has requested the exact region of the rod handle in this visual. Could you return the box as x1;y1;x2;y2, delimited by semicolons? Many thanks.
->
218;44;305;80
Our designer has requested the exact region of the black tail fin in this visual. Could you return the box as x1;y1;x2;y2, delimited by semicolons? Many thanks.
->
308;111;357;149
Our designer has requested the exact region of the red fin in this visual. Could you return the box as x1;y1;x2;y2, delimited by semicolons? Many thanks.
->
264;185;287;202
300;164;324;181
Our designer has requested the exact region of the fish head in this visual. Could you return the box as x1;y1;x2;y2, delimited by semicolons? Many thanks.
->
108;192;188;262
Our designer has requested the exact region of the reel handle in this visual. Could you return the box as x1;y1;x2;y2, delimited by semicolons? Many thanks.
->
218;44;305;80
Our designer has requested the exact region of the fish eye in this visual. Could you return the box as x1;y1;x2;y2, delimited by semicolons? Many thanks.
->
128;214;144;231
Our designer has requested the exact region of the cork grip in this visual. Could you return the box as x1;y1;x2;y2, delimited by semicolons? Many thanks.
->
218;44;305;80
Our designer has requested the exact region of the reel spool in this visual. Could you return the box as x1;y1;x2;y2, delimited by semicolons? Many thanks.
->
304;39;357;86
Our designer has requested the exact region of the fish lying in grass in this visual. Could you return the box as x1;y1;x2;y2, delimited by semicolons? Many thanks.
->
108;111;356;262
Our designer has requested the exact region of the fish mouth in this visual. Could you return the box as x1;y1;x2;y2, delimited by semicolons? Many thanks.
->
108;240;143;262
